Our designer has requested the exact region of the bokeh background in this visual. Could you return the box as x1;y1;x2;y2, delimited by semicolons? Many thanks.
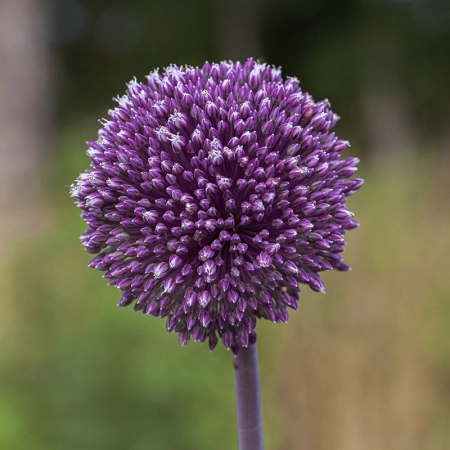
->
1;0;450;449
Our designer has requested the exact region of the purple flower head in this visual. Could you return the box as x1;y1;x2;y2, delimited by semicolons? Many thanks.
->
71;59;362;353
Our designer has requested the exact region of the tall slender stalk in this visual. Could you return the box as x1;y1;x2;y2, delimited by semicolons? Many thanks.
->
233;343;263;450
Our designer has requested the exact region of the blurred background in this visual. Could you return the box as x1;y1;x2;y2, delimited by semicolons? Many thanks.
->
1;0;450;448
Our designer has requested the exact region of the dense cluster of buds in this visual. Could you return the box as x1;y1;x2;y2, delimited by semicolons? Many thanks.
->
71;59;362;353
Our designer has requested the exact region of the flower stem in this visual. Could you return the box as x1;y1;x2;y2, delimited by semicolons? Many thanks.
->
233;343;263;450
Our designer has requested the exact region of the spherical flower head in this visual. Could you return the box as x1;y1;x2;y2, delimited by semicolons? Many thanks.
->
71;59;363;353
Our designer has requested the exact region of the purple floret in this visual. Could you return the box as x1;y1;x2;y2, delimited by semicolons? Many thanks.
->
71;58;363;353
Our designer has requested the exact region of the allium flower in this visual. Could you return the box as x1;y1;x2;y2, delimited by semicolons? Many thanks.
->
71;58;362;353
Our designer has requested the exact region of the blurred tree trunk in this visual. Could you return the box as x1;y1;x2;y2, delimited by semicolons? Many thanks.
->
359;12;416;166
0;0;51;256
